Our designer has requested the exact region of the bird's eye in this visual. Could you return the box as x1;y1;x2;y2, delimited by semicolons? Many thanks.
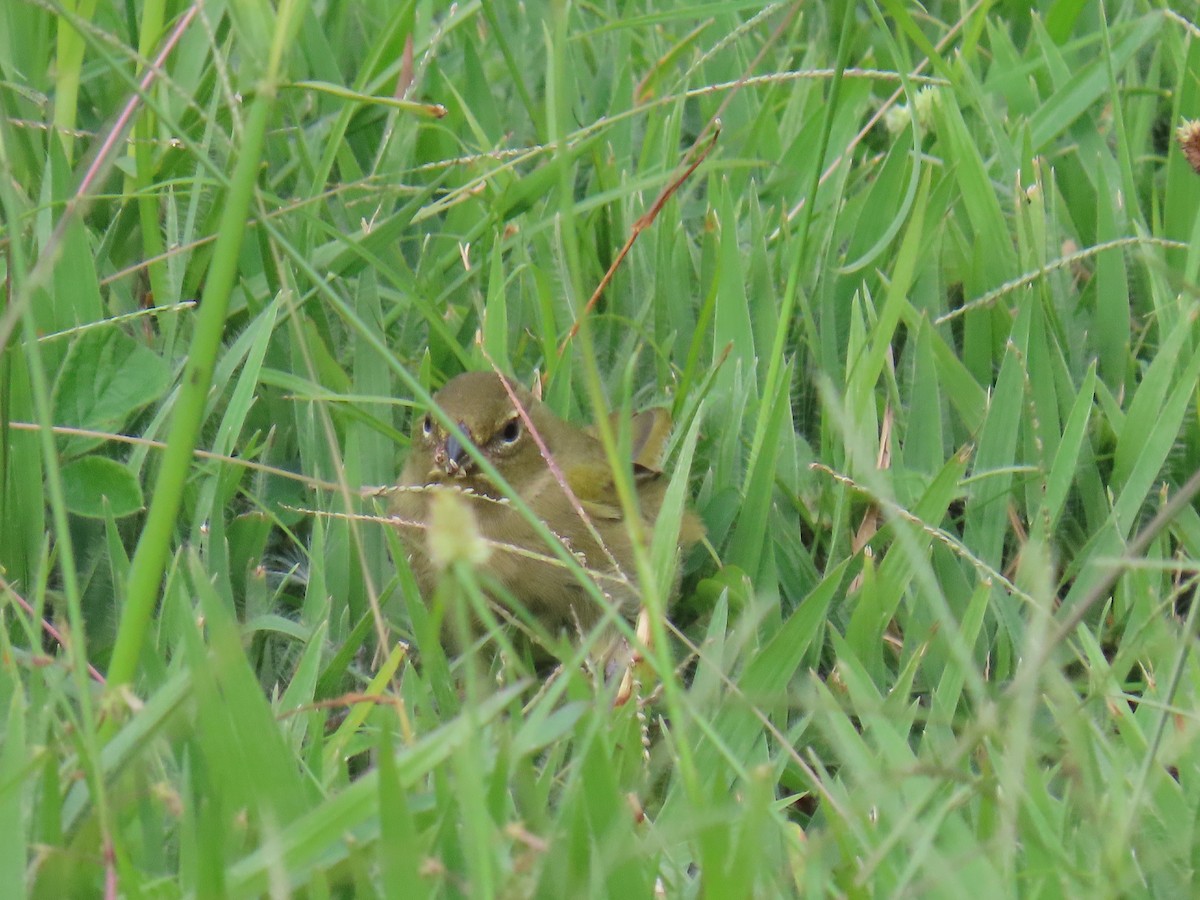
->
499;416;522;444
422;414;434;437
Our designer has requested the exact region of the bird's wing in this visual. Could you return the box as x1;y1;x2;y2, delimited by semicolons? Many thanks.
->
591;407;673;471
561;461;624;520
629;408;672;471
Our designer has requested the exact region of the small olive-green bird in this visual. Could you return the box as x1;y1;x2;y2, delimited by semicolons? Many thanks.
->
393;371;700;651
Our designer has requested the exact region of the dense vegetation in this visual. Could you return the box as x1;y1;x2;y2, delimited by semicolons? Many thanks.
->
3;1;1200;896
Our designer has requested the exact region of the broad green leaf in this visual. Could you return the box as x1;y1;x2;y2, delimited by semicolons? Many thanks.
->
52;330;171;457
60;456;145;518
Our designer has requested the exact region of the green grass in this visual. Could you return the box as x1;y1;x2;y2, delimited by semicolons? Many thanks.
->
3;0;1200;896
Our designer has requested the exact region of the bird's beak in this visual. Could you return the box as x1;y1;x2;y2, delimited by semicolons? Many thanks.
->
441;424;470;475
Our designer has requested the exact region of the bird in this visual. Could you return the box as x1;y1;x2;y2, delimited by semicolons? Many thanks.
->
391;371;700;658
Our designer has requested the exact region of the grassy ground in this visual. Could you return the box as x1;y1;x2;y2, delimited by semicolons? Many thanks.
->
3;0;1200;896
